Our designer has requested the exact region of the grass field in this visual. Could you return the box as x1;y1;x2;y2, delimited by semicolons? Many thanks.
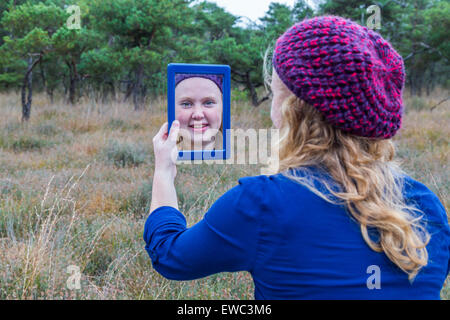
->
0;89;448;299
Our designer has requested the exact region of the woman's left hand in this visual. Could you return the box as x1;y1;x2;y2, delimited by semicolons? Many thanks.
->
152;120;180;179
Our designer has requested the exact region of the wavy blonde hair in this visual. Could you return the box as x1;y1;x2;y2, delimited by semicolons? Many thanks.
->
265;78;430;281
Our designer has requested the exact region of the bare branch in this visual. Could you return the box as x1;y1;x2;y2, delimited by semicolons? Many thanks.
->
430;97;450;112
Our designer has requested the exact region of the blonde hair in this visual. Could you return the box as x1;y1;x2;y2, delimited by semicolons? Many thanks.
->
265;84;430;281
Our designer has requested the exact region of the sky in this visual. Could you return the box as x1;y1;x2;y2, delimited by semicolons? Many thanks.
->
209;0;317;24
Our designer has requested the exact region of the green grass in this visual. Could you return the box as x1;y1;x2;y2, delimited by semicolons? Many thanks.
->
0;90;448;300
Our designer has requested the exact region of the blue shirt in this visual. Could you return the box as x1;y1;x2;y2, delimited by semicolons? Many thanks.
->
143;166;450;299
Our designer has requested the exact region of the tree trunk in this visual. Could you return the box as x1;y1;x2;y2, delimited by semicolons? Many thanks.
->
67;59;79;104
21;55;41;121
63;73;68;97
123;82;133;103
426;64;434;96
48;88;54;104
39;59;47;94
245;72;269;107
409;73;416;96
102;81;116;102
122;72;134;102
69;74;76;104
109;81;116;101
133;65;144;110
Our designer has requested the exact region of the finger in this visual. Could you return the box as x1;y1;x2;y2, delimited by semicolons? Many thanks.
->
153;122;168;141
170;143;179;163
168;120;180;143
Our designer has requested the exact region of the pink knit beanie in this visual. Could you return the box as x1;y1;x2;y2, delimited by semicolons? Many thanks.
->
273;16;405;139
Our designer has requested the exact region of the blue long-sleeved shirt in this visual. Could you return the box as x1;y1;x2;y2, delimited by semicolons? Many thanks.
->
143;166;450;299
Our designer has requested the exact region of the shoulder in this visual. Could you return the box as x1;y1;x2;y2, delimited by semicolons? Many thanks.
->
204;174;282;227
237;172;283;187
236;167;339;201
401;174;448;225
236;172;289;196
232;173;288;209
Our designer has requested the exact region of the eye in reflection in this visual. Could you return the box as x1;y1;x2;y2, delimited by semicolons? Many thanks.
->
175;74;223;151
180;101;193;109
204;100;216;107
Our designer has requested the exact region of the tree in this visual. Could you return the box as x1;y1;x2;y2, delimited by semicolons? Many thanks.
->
318;0;449;95
0;0;447;111
209;31;270;107
260;2;295;42
52;27;100;104
422;0;449;94
79;47;124;102
0;2;66;120
293;0;314;21
89;0;193;110
0;42;25;90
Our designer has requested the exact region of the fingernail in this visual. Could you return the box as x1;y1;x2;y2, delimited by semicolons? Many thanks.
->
174;120;179;126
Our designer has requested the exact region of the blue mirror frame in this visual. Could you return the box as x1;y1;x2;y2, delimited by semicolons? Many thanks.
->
167;63;231;161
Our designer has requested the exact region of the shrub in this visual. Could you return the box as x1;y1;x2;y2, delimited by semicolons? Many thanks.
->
107;118;127;130
0;124;52;152
120;181;152;217
0;179;22;199
83;248;114;277
11;136;48;151
40;109;61;120
107;118;143;131
35;123;59;137
231;88;248;103
4;122;22;134
407;96;429;112
102;140;147;168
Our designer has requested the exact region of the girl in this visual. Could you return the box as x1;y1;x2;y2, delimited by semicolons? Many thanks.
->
174;74;223;151
146;16;449;299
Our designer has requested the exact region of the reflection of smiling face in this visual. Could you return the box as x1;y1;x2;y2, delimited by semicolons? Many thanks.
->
175;77;223;147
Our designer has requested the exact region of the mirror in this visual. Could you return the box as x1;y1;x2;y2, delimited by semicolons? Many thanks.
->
175;73;223;151
167;63;230;161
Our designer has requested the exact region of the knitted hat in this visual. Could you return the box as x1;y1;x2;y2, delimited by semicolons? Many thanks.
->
273;15;405;139
175;73;223;93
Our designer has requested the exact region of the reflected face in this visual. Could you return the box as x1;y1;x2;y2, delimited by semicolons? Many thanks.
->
271;68;292;129
175;77;223;148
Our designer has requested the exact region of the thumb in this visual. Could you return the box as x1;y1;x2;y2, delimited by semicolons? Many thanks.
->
168;120;180;143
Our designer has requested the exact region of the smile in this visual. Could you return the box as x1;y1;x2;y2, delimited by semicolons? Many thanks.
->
189;123;209;132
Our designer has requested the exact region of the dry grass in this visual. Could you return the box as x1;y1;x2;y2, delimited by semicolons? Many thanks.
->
0;88;448;299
